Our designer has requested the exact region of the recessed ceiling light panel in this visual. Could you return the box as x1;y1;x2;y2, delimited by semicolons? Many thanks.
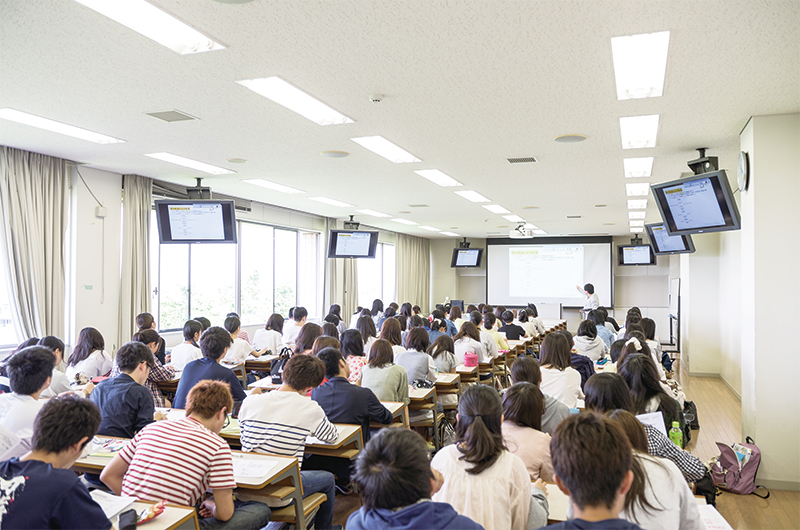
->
629;220;645;227
414;169;462;187
0;108;125;144
351;136;421;163
626;182;650;196
309;197;354;207
482;204;511;214
356;209;390;218
237;77;354;126
619;115;660;149
628;211;646;219
391;218;419;225
630;227;644;233
503;214;526;223
440;232;461;237
611;31;670;100
627;199;648;209
623;157;654;178
145;152;233;174
419;226;441;232
454;190;491;203
242;179;304;194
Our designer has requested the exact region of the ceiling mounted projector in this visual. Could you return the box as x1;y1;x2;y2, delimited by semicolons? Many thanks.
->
509;223;534;239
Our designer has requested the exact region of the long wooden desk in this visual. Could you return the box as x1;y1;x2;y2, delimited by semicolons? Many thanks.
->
244;354;279;373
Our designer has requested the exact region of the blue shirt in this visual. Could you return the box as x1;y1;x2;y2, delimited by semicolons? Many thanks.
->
428;329;446;344
443;318;457;337
596;324;615;348
0;458;111;529
90;372;154;438
173;357;246;409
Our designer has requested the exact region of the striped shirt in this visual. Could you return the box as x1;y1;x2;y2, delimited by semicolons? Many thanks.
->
119;417;236;507
238;390;338;462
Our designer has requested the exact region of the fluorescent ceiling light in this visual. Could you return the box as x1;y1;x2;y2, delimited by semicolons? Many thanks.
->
630;227;644;233
629;220;645;227
628;199;648;209
242;179;304;194
145;152;233;175
454;190;491;203
73;0;224;55
236;77;353;126
524;223;539;230
533;229;547;235
628;211;646;219
356;209;391;218
623;157;654;178
611;31;670;100
482;204;511;214
503;215;526;223
0;108;125;144
309;197;354;208
391;218;419;225
619;115;660;149
419;226;441;232
626;183;650;196
440;232;461;237
351;136;420;163
414;169;462;187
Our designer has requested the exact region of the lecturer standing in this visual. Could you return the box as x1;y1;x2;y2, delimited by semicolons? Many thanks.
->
576;283;599;317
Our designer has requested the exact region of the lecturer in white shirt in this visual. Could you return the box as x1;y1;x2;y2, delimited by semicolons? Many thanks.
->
577;283;600;317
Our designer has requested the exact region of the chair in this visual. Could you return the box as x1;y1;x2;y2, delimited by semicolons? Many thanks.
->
269;492;327;529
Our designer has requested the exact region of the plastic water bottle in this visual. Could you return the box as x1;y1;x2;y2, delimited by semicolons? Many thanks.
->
669;421;683;447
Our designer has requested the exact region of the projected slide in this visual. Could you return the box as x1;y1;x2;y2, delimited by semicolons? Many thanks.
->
650;225;685;252
509;246;584;298
168;203;224;240
663;177;725;230
622;246;652;264
335;232;372;257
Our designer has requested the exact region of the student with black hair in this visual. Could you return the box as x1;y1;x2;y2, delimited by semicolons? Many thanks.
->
618;354;682;438
347;428;483;530
428;317;448;345
370;299;384;327
38;336;71;397
136;312;167;364
284;306;308;345
539;333;584;408
226;311;250;344
482;313;509;351
498;310;527;341
0;346;53;458
431;385;547;530
172;327;263;409
193;316;212;331
328;304;348;335
117;329;176;407
357;315;378;355
171;319;204;370
341;326;368;384
517;309;538;338
574;320;609;361
602;339;629;374
223;315;268;362
508;355;570;435
558;329;595;391
598;307;620;332
0;395;110;529
588;310;615;348
65;327;112;381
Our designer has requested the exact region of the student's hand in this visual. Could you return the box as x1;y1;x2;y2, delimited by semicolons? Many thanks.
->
251;387;263;395
430;468;444;494
154;411;167;421
199;498;216;518
165;353;172;363
533;478;547;496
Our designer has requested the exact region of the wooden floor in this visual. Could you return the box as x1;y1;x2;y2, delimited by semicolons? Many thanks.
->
330;358;800;529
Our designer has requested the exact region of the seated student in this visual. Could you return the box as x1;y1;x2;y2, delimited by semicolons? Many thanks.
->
91;341;165;439
0;395;111;529
481;313;509;352
0;346;53;458
223;315;268;361
102;380;272;529
226;312;250;343
326;304;347;335
501;382;554;481
294;322;322;356
539;333;584;409
547;413;643;530
38;336;72;397
239;354;340;530
428;317;448;345
517;309;539;338
370;299;385;328
347;428;483;530
171;319;204;370
341;328;368;384
449;306;466;335
173;327;262;410
136;312;167;364
65;327;112;381
588;310;616;349
608;410;703;530
307;347;392;487
321;322;340;341
112;329;175;407
396;328;436;383
602;339;628;374
559;330;595;391
573;320;609;362
583;372;705;482
284;306;308;345
639;318;668;371
508;355;570;435
360;339;410;405
378;318;406;359
599;306;620;333
616;312;641;342
498;311;527;341
429;335;458;374
194;316;212;331
375;305;394;332
431;385;547;530
618;354;683;439
454;322;487;365
396;314;410;349
526;304;547;336
440;308;458;337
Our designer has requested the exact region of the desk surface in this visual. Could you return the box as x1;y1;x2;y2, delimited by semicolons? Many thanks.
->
381;401;405;415
116;502;198;530
544;482;569;522
409;386;435;401
231;452;297;489
455;365;478;374
305;424;361;449
435;373;460;385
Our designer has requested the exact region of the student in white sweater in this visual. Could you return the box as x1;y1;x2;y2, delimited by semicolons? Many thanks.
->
223;316;269;362
169;320;203;371
252;313;286;354
538;333;584;409
573;320;609;362
37;336;71;398
431;385;548;530
453;323;487;365
65;327;112;382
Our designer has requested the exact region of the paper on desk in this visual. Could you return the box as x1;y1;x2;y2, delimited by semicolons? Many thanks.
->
636;412;668;438
156;408;186;422
250;378;281;389
306;425;343;445
697;504;734;530
0;424;21;460
89;437;127;457
232;458;278;478
90;490;136;518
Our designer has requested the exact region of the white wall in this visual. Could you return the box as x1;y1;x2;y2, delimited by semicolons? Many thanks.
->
717;229;742;397
429;238;487;309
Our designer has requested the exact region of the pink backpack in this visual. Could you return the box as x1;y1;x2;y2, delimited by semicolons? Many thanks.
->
710;436;769;498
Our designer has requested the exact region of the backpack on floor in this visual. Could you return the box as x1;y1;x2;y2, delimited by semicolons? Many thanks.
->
710;436;770;498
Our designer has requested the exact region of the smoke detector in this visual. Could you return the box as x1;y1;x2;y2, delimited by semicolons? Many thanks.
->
509;223;534;239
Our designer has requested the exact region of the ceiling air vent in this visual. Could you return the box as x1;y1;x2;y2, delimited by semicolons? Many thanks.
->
566;215;583;219
507;156;538;164
146;110;198;122
408;204;429;208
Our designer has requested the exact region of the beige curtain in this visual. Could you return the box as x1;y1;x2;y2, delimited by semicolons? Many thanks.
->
395;233;430;313
0;146;69;340
324;218;358;320
117;174;152;348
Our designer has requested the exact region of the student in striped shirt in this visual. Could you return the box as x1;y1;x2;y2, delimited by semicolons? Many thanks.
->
101;380;272;529
239;354;340;530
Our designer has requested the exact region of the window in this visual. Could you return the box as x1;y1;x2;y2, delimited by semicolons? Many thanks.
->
151;213;321;330
357;243;395;307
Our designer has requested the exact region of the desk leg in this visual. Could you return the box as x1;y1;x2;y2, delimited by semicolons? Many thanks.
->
403;407;410;429
290;465;306;530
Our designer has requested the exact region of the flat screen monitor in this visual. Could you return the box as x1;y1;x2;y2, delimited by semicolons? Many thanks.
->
451;248;484;268
155;200;238;244
645;222;696;255
617;244;656;266
327;230;379;258
650;170;741;236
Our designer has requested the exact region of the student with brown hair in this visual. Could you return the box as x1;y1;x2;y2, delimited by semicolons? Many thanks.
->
501;382;554;481
312;336;340;356
357;315;378;354
65;327;112;381
453;322;486;365
548;413;642;530
431;385;546;530
294;322;322;355
252;313;285;354
360;339;409;404
378;317;405;358
539;333;584;408
396;328;436;382
340;328;367;384
508;355;570;435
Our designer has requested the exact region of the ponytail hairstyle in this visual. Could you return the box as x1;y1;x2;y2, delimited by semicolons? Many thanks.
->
518;309;530;323
482;312;496;330
456;385;506;474
616;332;651;368
469;311;482;327
183;320;203;348
640;318;657;342
430;319;446;332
